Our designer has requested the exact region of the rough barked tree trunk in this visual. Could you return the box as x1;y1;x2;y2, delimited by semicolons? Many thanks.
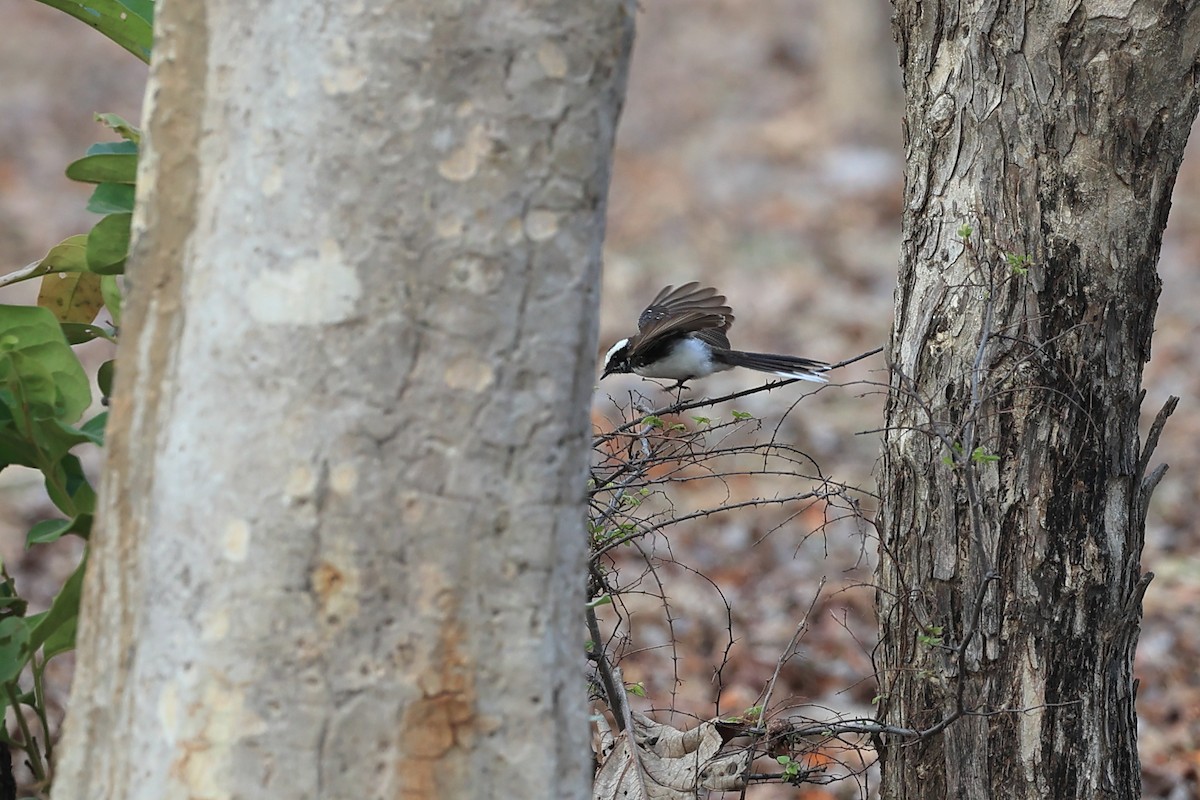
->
52;2;633;798
877;3;1200;798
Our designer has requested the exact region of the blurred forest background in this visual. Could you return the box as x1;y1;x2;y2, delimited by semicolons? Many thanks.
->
0;1;1196;796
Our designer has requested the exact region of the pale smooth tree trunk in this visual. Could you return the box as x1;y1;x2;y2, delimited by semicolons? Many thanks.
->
52;2;633;798
877;3;1200;798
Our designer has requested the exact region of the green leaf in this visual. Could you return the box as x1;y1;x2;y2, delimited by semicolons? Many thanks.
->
115;0;153;25
59;323;116;345
731;410;753;421
57;454;96;515
0;410;91;489
26;515;92;547
42;612;78;663
1005;252;1032;277
83;140;138;158
42;455;79;516
28;553;86;659
26;520;71;546
96;361;115;404
87;183;136;215
12;420;93;471
94;112;142;144
641;415;664;428
971;447;1000;464
80;412;108;446
37;234;89;273
100;276;122;326
0;352;56;419
0;617;31;684
0;422;40;473
86;213;133;275
0;306;92;423
0;235;89;290
31;0;153;62
65;153;138;185
38;271;105;324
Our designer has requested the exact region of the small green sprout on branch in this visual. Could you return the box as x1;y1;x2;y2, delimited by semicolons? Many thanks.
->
1005;252;1032;276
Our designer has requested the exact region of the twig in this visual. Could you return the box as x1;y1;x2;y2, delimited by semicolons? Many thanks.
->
593;346;884;447
590;492;833;562
757;578;826;730
587;605;628;733
3;684;44;783
1137;394;1178;479
0;260;46;289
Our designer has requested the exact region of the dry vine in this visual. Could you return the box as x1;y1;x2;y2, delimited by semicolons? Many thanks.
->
587;347;885;797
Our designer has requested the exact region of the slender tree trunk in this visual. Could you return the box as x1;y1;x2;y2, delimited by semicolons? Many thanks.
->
51;2;633;798
877;3;1200;798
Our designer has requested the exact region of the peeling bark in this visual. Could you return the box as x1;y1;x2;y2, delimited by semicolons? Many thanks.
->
877;3;1200;798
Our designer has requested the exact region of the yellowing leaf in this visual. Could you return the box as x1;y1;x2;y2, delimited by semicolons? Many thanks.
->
38;272;105;324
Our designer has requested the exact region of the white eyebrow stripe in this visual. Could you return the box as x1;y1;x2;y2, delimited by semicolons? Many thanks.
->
604;338;630;364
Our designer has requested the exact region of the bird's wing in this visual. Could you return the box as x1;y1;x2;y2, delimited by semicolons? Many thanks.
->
625;309;730;361
636;283;735;342
693;327;733;350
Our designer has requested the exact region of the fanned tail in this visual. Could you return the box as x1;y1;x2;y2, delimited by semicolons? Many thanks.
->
715;349;830;383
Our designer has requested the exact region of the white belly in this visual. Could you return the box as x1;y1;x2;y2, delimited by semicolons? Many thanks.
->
633;337;723;380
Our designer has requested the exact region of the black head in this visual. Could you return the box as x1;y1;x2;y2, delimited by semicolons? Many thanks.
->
601;338;632;377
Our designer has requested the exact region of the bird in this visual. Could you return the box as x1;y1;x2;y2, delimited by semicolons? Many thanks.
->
600;282;830;386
